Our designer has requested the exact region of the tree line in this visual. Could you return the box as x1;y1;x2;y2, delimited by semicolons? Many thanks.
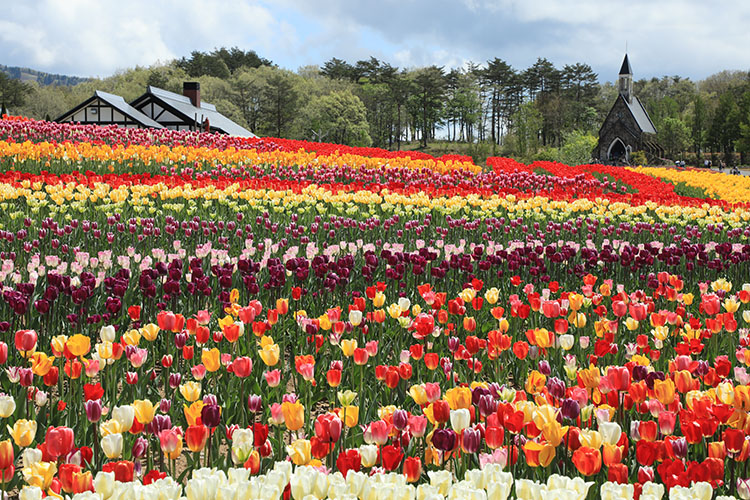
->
3;47;750;165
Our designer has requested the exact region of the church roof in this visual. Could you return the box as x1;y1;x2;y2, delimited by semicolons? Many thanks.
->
624;95;657;134
619;54;632;75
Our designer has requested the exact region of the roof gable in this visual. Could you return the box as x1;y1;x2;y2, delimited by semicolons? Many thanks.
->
55;91;164;129
131;86;255;137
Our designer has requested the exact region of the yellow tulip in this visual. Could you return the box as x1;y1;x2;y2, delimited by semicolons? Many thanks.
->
409;385;428;406
541;421;569;447
184;401;205;426
31;352;53;377
99;420;123;437
654;378;676;405
259;342;280;367
340;406;359;428
286;439;313;466
201;348;221;372
578;429;603;449
445;386;472;410
51;335;68;357
9;419;37;447
22;460;57;490
132;400;156;425
180;381;202;402
123;329;141;346
340;339;357;357
97;341;113;360
66;334;91;357
372;292;385;307
484;287;499;304
140;323;160;342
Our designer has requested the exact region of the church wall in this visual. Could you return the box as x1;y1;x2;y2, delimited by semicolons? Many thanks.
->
596;96;644;160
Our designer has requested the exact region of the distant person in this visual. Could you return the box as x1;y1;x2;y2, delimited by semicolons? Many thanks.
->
704;159;709;168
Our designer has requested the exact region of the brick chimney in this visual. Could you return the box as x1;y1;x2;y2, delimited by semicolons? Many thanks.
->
183;82;201;108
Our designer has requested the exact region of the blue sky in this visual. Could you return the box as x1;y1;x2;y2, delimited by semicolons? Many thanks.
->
1;0;748;82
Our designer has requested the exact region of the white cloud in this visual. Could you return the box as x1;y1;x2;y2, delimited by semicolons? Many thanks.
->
0;0;748;80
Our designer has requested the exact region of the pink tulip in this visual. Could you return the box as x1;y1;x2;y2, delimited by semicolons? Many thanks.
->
364;421;390;446
264;370;281;387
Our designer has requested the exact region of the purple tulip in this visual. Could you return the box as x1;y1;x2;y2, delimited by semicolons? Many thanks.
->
432;428;456;452
561;398;580;421
247;395;263;413
392;409;408;431
461;427;482;454
201;404;221;428
132;437;149;458
84;399;102;423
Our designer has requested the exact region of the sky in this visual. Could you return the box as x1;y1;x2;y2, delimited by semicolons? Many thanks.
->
1;0;749;83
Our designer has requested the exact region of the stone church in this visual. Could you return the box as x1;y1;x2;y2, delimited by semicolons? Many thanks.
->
594;55;663;163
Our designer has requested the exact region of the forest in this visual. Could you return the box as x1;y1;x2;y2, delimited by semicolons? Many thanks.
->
3;47;750;165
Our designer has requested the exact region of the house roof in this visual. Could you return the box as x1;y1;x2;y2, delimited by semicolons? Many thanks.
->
619;54;632;75
625;95;657;134
94;91;164;128
134;86;255;138
55;90;164;129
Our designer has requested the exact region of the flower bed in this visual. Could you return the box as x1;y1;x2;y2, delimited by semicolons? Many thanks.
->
0;119;750;499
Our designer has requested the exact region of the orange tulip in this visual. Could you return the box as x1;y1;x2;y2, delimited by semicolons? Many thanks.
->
282;401;305;431
572;446;602;476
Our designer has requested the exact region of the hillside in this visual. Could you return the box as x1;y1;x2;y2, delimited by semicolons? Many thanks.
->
0;63;90;86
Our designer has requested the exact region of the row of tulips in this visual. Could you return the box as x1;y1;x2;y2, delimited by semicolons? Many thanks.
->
0;117;474;164
1;138;744;209
3;275;750;496
6;464;746;500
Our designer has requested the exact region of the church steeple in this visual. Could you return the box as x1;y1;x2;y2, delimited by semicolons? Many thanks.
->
618;54;633;104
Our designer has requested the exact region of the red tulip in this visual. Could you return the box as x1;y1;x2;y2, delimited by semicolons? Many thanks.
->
572;446;602;476
185;425;210;452
101;460;135;482
45;426;74;459
403;456;422;482
59;463;82;493
432;400;450;424
232;357;252;378
15;329;38;353
381;444;404;471
336;449;361;478
485;426;505;449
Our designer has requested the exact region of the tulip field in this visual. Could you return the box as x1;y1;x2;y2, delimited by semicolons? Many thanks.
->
3;116;750;500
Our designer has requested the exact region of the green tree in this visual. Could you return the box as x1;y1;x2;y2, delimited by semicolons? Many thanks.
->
259;69;299;138
300;90;371;146
411;66;446;147
690;94;707;154
659;117;690;157
510;101;543;159
0;72;32;109
557;131;598;165
320;58;356;81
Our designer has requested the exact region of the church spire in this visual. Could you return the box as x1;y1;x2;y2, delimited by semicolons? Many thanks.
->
618;54;633;104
